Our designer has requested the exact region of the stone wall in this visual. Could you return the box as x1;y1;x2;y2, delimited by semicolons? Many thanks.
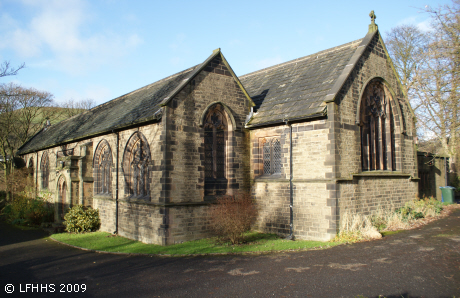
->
338;176;418;216
250;119;336;240
93;197;116;233
331;33;419;223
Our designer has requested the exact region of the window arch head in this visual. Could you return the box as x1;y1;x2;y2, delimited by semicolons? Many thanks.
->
123;132;151;198
40;152;49;189
360;80;396;171
93;140;113;195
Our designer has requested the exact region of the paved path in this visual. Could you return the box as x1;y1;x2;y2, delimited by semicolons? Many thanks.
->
1;210;459;298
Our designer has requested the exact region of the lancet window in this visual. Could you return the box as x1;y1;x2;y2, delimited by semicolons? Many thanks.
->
57;175;67;217
40;152;49;189
204;104;228;196
28;158;34;177
94;140;112;195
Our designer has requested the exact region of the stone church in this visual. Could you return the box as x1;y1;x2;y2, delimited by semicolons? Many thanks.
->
18;13;419;245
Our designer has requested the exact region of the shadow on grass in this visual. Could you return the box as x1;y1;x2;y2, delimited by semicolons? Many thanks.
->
51;231;335;255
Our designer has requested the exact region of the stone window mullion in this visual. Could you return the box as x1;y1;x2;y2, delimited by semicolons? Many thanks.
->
360;81;395;172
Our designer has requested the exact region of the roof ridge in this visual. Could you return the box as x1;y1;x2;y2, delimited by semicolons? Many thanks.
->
88;64;198;112
239;38;363;79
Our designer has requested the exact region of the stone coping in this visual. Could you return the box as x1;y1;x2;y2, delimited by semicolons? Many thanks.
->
253;177;289;183
336;171;416;182
93;196;214;207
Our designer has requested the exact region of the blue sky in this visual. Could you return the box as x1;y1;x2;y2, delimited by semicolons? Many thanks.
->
0;0;453;106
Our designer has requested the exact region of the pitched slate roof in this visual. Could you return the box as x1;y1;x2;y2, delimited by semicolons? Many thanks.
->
18;49;253;155
17;66;195;155
240;32;374;127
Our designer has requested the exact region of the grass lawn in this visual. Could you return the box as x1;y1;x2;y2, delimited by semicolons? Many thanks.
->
51;231;341;255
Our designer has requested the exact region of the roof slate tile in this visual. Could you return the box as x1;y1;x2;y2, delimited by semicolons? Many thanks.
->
239;38;362;126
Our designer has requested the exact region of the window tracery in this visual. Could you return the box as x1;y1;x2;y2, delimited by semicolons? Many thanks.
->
123;132;151;198
360;81;395;171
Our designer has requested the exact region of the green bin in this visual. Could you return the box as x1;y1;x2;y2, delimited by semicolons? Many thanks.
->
439;186;456;204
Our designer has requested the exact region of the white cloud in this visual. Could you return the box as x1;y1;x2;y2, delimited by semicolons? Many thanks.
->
416;19;433;32
0;0;143;75
255;56;284;70
396;15;433;32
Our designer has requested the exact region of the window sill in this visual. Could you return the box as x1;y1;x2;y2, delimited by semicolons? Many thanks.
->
336;171;416;182
353;171;410;177
93;193;113;200
254;175;288;183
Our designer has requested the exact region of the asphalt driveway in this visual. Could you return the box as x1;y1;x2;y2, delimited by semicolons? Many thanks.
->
1;210;459;298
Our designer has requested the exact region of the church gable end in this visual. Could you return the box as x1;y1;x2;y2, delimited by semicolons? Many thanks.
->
330;24;418;226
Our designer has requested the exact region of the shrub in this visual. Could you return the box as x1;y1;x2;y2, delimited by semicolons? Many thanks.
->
2;195;54;226
209;192;257;244
335;211;382;242
64;205;100;233
396;197;443;219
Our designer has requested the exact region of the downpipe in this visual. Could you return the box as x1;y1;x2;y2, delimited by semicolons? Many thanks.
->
113;130;119;235
285;119;294;240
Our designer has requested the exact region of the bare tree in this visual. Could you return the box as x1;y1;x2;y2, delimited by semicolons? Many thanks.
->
385;24;427;110
418;1;460;174
59;98;96;117
0;83;55;201
386;1;459;176
0;61;25;78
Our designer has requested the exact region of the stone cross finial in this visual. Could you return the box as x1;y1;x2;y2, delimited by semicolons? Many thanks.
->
369;10;376;24
368;10;378;33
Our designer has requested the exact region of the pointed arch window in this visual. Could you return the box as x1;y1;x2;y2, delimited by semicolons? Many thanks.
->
40;152;49;189
94;140;112;195
123;132;151;198
360;81;396;171
204;104;228;196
